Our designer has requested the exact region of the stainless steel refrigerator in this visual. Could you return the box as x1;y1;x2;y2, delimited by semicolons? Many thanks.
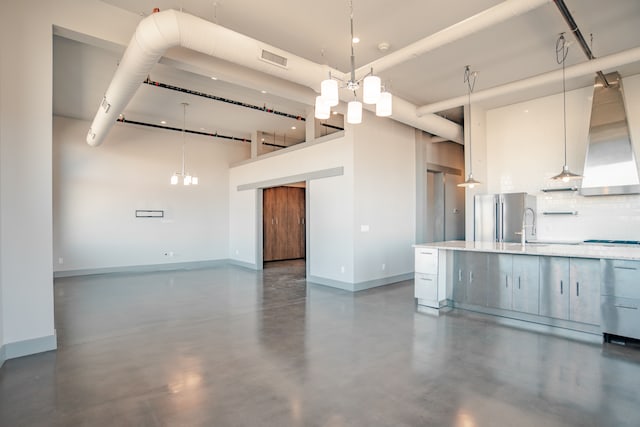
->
474;193;537;243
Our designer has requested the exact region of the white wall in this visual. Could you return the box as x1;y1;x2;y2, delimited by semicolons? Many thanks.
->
352;116;416;283
230;110;418;287
229;135;355;282
53;116;249;272
485;73;640;242
0;0;143;354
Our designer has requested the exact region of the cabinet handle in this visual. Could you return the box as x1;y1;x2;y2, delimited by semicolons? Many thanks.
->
560;280;563;295
614;266;637;271
518;277;521;289
469;271;473;283
505;275;508;288
272;218;274;225
576;282;580;297
458;269;462;282
614;304;638;310
420;277;433;281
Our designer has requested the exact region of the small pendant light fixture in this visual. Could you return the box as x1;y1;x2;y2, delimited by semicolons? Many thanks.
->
551;33;581;182
170;102;199;186
459;65;481;188
315;1;392;123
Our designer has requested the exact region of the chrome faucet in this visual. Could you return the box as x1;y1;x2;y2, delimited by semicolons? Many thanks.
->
519;207;536;246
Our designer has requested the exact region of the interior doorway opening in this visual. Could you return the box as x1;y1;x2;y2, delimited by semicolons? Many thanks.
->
262;182;306;270
426;168;465;242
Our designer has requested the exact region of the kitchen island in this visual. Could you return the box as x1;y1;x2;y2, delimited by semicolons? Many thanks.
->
414;241;640;341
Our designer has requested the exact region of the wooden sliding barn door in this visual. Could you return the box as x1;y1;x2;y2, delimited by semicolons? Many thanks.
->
263;186;305;262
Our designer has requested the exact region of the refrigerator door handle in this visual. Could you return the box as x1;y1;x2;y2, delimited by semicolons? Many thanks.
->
495;201;500;242
500;200;505;242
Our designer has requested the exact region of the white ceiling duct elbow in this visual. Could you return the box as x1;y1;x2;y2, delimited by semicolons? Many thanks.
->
87;10;332;146
87;9;463;147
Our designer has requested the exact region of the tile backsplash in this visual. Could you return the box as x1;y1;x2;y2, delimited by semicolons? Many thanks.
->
535;191;640;242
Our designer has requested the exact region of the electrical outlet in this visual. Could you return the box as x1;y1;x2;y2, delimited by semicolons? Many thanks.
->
58;257;64;265
382;263;386;271
235;249;239;255
340;265;345;273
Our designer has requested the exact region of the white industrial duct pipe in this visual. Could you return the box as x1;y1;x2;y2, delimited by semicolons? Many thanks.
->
88;10;331;146
417;46;640;115
87;1;564;147
356;0;550;76
88;10;465;146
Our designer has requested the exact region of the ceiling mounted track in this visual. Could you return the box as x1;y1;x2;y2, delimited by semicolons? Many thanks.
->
553;0;610;87
143;78;306;121
116;116;251;142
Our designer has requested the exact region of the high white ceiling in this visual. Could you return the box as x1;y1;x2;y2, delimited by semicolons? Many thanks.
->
54;0;640;142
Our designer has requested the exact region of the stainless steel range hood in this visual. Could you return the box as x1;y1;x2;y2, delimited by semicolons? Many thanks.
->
580;72;640;196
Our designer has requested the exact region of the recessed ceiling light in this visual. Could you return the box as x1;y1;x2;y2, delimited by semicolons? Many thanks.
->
200;127;206;130
291;126;296;130
160;120;167;124
352;36;360;44
211;76;218;80
261;90;267;94
332;111;338;115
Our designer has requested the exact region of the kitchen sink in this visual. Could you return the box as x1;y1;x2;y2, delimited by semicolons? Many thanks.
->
526;241;580;246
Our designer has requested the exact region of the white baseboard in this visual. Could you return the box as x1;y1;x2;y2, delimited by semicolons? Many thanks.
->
53;259;230;278
2;334;57;363
308;273;412;292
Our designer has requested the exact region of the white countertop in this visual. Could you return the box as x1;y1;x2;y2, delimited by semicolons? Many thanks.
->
415;241;640;261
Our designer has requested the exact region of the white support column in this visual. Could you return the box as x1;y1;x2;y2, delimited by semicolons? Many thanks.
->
305;108;315;143
251;130;258;159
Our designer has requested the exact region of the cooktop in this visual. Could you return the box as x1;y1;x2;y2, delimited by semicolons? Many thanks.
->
583;239;640;245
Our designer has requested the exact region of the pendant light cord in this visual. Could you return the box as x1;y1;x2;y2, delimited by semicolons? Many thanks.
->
556;33;569;167
181;102;187;175
347;0;358;97
464;66;477;174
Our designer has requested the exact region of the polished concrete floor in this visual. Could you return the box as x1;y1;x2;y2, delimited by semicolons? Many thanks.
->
1;260;640;426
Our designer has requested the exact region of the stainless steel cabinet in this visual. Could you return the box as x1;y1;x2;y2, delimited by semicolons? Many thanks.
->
569;258;601;325
487;254;513;310
539;257;570;319
452;251;468;303
540;257;600;324
487;254;539;314
601;259;640;340
512;255;540;315
453;251;487;306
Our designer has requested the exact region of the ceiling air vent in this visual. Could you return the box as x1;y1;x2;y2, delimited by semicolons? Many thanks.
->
260;49;288;68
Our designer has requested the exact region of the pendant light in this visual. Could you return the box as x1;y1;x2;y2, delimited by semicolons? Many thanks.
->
347;94;363;124
170;102;199;186
315;1;392;122
315;95;331;120
459;65;481;188
551;33;581;182
376;90;393;117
